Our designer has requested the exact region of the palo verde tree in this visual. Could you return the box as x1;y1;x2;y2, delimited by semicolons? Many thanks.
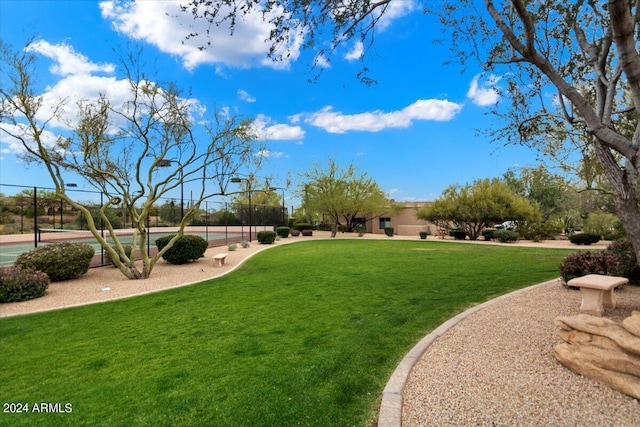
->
181;0;640;267
417;178;540;240
0;42;259;279
300;159;395;237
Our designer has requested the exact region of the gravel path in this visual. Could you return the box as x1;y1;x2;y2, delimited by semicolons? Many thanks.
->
2;234;639;425
401;280;640;426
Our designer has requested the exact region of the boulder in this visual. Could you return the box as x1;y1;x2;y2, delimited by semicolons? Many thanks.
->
554;311;640;399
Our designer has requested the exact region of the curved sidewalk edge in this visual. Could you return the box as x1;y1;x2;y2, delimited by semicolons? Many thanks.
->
377;278;562;427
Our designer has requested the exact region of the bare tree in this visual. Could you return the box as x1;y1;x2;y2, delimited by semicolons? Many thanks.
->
0;42;260;279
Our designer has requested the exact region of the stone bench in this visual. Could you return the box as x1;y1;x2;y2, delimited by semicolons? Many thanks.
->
212;253;228;267
567;274;628;316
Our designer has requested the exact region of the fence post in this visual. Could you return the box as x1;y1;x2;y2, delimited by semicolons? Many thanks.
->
33;186;38;248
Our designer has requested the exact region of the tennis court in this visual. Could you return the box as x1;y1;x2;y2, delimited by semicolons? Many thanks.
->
0;227;246;267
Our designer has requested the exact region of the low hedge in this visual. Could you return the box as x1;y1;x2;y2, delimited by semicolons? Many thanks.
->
569;233;601;245
292;223;312;231
155;234;209;264
15;242;95;282
384;227;394;237
449;229;467;240
0;266;50;303
257;231;277;244
493;229;518;243
276;226;290;238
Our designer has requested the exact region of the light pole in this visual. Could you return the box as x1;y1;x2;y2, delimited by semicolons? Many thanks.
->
157;159;184;222
231;177;252;242
269;187;286;226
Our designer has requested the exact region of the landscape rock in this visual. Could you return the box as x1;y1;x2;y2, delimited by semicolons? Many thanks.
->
555;311;640;399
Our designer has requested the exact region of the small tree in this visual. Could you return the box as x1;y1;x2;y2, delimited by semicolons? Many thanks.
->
0;42;259;279
300;160;395;237
417;178;540;240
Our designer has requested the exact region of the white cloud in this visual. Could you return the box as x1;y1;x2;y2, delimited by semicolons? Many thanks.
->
1;40;206;155
374;0;418;31
238;89;256;103
345;41;363;61
26;40;115;76
99;0;302;70
313;53;331;69
301;99;462;134
467;74;501;106
257;149;284;158
252;114;305;140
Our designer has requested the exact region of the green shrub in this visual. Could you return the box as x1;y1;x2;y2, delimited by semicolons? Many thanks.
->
276;226;290;238
419;231;428;239
301;230;313;236
559;250;620;284
605;239;640;283
155;234;209;264
0;266;50;303
569;233;600;245
482;229;495;241
257;231;277;244
384;227;394;237
293;223;312;231
450;229;467;240
104;245;133;267
15;242;95;282
493;230;518;243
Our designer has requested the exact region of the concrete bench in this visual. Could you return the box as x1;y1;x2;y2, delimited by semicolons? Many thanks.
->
212;253;228;267
567;274;628;316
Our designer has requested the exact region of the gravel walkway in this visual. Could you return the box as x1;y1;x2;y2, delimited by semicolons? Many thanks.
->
2;234;639;425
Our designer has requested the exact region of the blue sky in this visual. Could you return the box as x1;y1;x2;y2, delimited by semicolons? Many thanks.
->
0;0;541;206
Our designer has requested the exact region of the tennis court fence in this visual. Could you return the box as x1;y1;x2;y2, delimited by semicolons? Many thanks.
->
1;183;288;267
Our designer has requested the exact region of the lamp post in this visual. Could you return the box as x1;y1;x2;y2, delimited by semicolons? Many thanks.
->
269;187;286;226
157;159;184;222
231;177;252;242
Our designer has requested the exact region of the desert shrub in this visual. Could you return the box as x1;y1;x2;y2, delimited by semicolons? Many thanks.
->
584;212;618;240
276;226;290;238
293;223;312;231
15;242;94;282
301;230;313;236
291;230;301;237
569;233;601;245
104;245;133;267
449;229;467;240
155;234;208;264
559;250;620;284
257;231;277;244
384;227;394;237
228;243;238;251
240;240;250;248
0;267;50;303
482;229;495;240
605;239;640;283
493;230;518;243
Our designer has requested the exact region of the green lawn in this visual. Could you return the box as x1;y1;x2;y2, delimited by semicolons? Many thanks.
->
0;240;573;426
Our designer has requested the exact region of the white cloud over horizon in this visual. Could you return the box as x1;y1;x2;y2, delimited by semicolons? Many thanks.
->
299;99;463;134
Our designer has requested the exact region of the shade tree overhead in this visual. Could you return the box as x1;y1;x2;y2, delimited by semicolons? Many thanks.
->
0;41;260;279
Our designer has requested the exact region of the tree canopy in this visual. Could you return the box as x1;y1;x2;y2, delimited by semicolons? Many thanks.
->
300;159;394;236
0;42;260;279
417;178;540;240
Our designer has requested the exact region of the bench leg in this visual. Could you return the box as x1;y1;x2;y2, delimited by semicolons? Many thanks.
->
213;259;223;267
603;289;616;308
579;288;605;316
